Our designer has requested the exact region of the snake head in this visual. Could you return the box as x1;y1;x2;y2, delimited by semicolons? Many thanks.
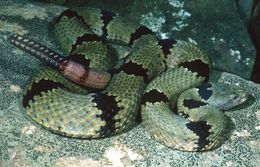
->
204;82;248;110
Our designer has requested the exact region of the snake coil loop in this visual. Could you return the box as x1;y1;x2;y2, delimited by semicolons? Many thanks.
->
10;7;247;151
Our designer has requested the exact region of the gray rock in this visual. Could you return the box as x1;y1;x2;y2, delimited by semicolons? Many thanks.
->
236;0;256;26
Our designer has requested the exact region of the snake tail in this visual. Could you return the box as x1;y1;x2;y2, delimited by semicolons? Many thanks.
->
10;34;111;89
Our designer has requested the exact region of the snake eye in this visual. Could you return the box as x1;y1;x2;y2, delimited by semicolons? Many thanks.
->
231;94;239;100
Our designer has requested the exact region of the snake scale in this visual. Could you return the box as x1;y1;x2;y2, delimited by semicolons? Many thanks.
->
10;7;248;151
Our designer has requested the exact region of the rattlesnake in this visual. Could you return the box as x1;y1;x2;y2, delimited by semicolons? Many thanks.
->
10;7;247;151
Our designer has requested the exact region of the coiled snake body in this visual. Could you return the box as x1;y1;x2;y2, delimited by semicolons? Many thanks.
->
10;7;247;151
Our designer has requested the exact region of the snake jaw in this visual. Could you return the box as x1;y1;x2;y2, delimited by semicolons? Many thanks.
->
203;83;249;111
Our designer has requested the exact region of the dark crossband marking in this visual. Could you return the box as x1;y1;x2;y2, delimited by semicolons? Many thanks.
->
92;93;123;136
197;83;213;100
128;26;154;46
71;33;103;53
186;121;211;151
157;38;177;56
183;99;207;109
117;61;149;83
65;54;91;68
141;89;169;104
101;10;116;39
56;9;87;26
171;105;189;119
179;60;210;82
23;79;65;107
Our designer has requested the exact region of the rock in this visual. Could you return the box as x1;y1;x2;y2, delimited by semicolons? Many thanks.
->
0;1;258;167
236;0;256;26
251;1;260;83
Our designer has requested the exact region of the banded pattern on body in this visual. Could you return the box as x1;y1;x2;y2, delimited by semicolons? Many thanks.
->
10;7;246;151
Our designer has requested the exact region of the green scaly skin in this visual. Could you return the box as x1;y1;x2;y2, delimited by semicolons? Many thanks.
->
18;7;247;151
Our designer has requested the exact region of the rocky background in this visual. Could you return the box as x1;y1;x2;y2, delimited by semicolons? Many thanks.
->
0;0;259;166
